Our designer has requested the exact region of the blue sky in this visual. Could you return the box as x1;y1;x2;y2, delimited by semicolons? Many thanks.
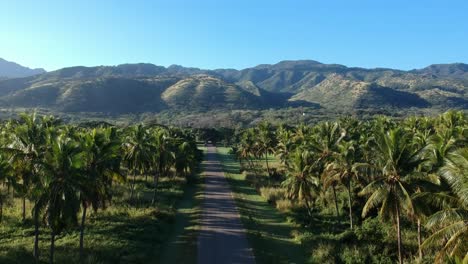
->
1;0;467;71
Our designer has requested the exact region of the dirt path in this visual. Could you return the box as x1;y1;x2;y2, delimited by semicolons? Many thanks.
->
197;146;255;264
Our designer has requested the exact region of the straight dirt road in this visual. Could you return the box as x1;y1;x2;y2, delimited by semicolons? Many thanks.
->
197;146;255;264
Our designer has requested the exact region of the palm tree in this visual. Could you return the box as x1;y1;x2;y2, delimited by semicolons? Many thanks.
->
282;149;320;217
359;127;425;264
41;133;82;264
0;154;13;222
78;127;123;259
421;147;467;263
237;128;258;172
323;140;368;229
150;128;174;204
275;125;294;168
6;113;49;260
309;121;345;172
257;122;277;176
123;124;153;202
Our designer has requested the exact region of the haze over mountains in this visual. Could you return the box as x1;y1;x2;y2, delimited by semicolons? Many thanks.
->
0;59;466;115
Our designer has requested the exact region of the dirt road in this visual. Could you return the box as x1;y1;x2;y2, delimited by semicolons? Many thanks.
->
197;146;255;264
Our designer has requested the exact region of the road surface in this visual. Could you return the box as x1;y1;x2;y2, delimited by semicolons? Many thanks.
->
197;146;255;264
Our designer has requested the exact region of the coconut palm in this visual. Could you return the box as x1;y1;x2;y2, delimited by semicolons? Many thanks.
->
6;113;50;260
421;147;468;263
0;154;13;222
323;140;368;229
41;133;83;264
275;125;294;168
282;149;320;217
123;124;153;202
151;128;174;204
257;122;277;176
238;128;259;171
359;127;425;264
78;127;123;259
308;121;345;173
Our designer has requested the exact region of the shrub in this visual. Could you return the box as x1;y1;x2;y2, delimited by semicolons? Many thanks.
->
275;198;294;212
340;246;367;264
259;186;286;204
311;242;336;264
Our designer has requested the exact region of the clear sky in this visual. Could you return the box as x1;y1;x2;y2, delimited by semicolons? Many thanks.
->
1;0;467;71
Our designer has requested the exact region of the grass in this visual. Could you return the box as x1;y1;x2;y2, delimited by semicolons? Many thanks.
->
0;166;203;263
216;147;310;264
158;147;205;264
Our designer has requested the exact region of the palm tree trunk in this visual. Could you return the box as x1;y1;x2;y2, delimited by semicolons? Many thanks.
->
304;198;313;218
248;157;255;172
33;203;40;262
50;230;55;264
417;218;422;261
347;181;353;229
22;197;26;221
396;201;403;264
332;185;340;219
130;170;136;201
264;153;270;175
151;172;159;205
0;197;3;223
79;203;87;260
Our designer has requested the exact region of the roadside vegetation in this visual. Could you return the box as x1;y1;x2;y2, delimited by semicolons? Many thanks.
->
217;147;310;264
228;110;467;264
0;113;203;263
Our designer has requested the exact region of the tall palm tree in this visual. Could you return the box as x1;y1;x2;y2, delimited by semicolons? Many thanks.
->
422;147;467;263
237;128;258;172
308;121;345;172
323;140;368;229
359;128;425;264
150;128;175;204
41;133;83;264
0;154;13;222
123;124;153;202
275;125;294;168
78;127;123;259
282;149;320;217
6;113;49;260
257;122;277;176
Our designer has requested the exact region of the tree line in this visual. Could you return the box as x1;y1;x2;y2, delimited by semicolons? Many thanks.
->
0;113;202;263
234;111;467;263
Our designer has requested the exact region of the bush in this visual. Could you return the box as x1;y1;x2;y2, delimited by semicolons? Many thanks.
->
311;242;336;264
355;217;391;244
275;199;294;212
259;187;286;204
340;246;367;264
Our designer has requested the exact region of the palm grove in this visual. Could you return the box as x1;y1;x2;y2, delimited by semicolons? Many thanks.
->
234;111;467;263
0;113;202;263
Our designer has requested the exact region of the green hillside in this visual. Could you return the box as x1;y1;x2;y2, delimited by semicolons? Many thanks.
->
290;74;430;110
0;60;466;116
161;75;261;110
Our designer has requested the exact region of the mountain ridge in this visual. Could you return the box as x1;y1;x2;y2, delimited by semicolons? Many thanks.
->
0;58;46;78
0;60;466;114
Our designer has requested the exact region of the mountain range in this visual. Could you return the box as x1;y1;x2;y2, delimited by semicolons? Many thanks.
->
0;59;466;115
0;58;46;79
